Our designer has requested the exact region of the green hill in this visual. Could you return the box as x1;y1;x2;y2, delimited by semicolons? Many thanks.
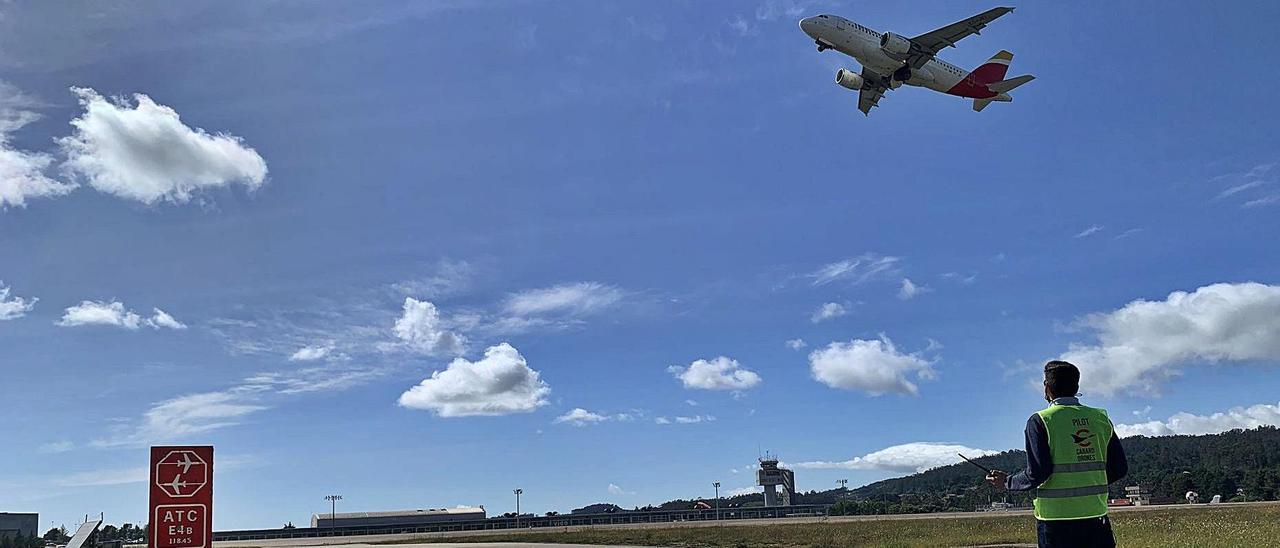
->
821;426;1280;515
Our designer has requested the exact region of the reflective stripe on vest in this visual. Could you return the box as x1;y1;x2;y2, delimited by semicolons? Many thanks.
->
1036;484;1109;498
1033;403;1114;521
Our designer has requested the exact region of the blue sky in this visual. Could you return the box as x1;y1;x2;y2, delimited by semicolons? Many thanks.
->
3;0;1280;531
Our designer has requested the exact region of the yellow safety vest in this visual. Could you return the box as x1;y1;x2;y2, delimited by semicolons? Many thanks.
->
1033;402;1113;520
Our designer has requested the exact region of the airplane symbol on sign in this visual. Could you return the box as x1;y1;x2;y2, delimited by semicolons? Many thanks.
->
163;474;189;495
175;453;199;474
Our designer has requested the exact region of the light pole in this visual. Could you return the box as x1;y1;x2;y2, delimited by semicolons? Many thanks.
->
324;494;343;527
514;488;523;528
712;482;721;521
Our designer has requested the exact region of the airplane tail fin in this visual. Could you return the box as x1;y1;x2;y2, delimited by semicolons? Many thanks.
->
970;50;1013;85
973;99;993;112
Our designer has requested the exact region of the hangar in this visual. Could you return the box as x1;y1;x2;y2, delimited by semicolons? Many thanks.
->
311;507;485;528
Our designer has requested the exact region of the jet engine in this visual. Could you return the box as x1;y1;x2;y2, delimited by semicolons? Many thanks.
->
879;32;912;60
835;68;864;91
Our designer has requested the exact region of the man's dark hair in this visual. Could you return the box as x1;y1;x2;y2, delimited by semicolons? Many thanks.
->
1044;360;1080;398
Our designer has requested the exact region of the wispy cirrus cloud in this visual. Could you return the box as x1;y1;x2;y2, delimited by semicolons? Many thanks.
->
1074;225;1105;238
809;253;901;286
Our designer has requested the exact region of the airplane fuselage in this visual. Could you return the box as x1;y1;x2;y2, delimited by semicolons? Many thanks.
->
800;15;1000;100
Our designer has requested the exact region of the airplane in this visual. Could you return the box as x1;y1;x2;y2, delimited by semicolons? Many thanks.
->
798;7;1034;115
163;474;189;495
175;452;198;474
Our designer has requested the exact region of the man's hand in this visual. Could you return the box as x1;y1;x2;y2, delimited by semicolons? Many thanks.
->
986;470;1009;491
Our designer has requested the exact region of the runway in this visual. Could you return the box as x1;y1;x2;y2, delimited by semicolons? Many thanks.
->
215;501;1280;548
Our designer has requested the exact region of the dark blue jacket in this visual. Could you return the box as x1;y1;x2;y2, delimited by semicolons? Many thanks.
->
1005;398;1129;492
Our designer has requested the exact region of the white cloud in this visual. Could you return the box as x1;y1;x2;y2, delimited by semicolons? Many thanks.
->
54;466;148;487
1243;194;1280;208
811;302;847;323
727;486;762;497
58;87;267;204
1057;282;1280;396
393;297;466;356
810;254;901;286
785;338;807;350
392;259;474;298
149;308;187;329
38;441;75;454
554;407;632;427
656;414;716;425
626;16;666;41
0;283;36;319
504;282;622;316
1074;225;1105;238
1116;401;1280;438
668;356;761;391
93;360;383;447
398;343;550;417
755;0;811;21
1216;180;1267;200
607;483;635;496
897;278;930;300
941;272;978;285
57;300;142;329
809;336;935;395
245;365;385;396
56;301;186;330
289;343;334;362
0;82;77;209
93;390;269;448
794;442;998;474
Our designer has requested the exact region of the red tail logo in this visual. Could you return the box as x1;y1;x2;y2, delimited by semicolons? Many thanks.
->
970;50;1013;85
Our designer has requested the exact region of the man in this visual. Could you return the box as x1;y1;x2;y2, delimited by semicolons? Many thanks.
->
986;360;1128;548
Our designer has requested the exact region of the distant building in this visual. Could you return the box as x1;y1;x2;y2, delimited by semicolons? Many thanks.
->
756;456;796;507
1124;485;1151;506
0;513;39;539
311;507;484;528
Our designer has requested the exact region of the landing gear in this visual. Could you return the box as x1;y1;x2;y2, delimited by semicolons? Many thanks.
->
815;40;828;52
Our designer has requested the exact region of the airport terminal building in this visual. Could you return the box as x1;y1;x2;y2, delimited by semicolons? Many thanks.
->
0;513;38;539
311;507;485;528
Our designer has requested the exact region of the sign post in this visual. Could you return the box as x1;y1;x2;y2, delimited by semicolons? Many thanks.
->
149;446;213;548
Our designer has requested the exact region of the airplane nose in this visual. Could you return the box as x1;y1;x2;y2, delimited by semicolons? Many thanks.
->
799;17;813;34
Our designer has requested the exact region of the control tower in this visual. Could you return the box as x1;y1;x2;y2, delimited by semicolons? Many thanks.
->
756;455;796;507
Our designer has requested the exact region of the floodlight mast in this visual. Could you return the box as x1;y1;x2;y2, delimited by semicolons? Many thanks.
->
514;488;523;528
713;482;721;520
324;494;343;527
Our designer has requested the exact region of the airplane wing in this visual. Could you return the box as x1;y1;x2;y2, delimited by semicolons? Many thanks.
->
857;68;890;115
906;7;1014;69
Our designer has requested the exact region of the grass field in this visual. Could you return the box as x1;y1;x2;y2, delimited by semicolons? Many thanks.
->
394;504;1280;547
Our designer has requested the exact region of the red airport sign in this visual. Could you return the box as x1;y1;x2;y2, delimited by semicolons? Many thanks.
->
149;446;213;548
